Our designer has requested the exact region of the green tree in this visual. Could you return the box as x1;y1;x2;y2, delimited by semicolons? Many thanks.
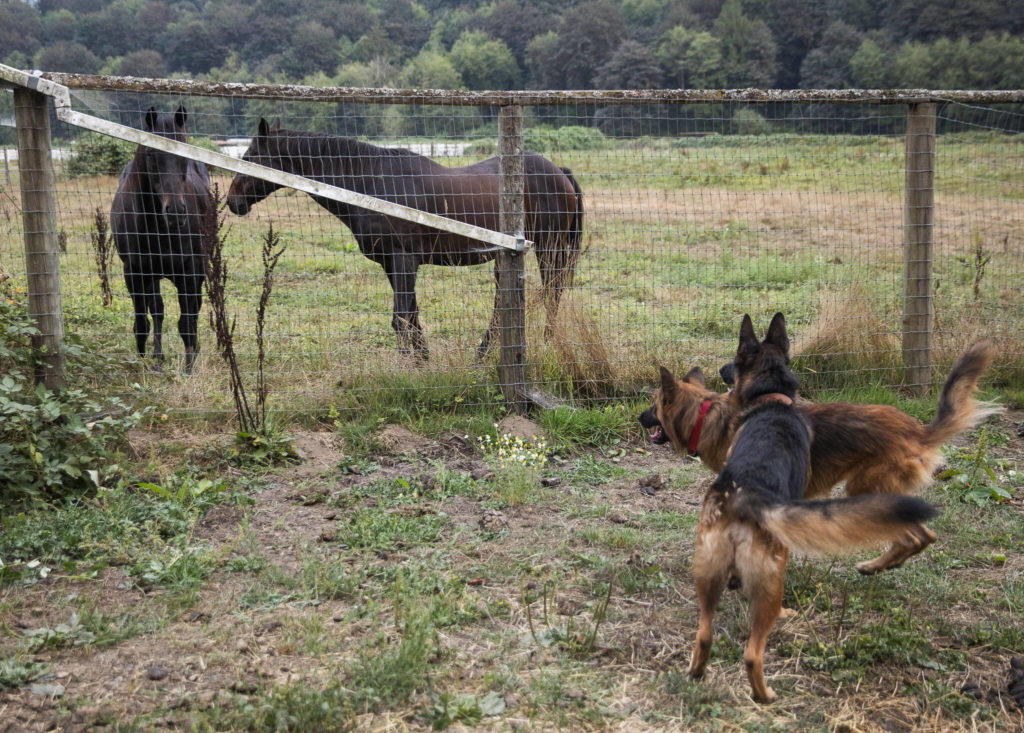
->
799;20;864;88
685;32;727;88
476;1;550;67
714;0;778;87
849;35;890;88
555;0;626;89
449;30;519;90
0;1;42;60
118;49;166;78
280;21;340;78
594;40;663;89
35;41;102;74
401;49;463;89
656;26;695;87
41;9;77;42
525;31;561;89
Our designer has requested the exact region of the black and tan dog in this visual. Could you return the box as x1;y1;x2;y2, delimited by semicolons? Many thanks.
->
640;338;997;574
654;313;938;703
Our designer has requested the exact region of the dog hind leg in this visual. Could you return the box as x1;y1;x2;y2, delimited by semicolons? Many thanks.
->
736;532;788;704
855;523;937;575
688;519;732;680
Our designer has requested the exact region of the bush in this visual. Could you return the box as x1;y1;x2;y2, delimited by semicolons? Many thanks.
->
0;298;148;505
64;132;136;177
731;108;773;136
524;125;612;153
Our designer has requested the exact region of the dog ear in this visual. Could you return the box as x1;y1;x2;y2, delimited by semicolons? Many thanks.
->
684;366;705;386
765;312;790;355
736;314;759;364
659;366;678;401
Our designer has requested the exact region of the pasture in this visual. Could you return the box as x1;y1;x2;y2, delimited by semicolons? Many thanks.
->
1;130;1023;730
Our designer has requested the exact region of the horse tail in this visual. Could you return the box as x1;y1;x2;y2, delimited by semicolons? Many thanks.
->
538;166;583;300
560;166;584;291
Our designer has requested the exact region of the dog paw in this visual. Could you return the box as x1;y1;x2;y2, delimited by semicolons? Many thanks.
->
855;560;884;575
754;687;777;704
777;607;798;620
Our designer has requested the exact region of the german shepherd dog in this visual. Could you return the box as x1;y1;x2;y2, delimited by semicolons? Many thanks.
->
655;314;938;703
640;338;997;574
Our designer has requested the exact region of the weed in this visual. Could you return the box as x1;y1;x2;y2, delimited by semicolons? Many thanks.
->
348;592;436;711
335;507;448;553
522;575;612;658
89;208;114;308
0;658;49;689
938;426;1018;504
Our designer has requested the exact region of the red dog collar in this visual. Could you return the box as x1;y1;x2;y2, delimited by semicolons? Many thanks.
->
688;399;712;456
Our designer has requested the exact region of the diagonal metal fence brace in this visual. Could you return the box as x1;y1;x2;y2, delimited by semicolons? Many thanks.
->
0;63;528;254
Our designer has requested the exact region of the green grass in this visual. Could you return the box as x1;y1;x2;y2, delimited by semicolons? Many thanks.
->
2;131;1020;416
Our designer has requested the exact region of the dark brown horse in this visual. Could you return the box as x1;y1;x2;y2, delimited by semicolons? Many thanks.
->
226;119;583;359
111;105;212;372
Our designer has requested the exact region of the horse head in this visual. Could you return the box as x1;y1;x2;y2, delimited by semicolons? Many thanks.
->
138;105;193;231
226;118;286;216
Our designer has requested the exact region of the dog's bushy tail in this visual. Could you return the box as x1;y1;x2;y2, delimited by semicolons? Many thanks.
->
758;495;938;556
925;340;1001;447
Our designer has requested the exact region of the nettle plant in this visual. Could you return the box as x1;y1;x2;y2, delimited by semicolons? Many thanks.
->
0;298;148;504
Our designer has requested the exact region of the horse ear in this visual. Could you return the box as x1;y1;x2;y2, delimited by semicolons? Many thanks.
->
257;118;269;138
765;312;790;355
144;107;157;131
684;366;705;386
659;366;678;402
736;314;759;364
174;104;187;128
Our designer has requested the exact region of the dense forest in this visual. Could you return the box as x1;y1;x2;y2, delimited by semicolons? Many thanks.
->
2;0;1024;91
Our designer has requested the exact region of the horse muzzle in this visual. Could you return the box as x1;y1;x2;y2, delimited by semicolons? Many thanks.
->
226;194;250;216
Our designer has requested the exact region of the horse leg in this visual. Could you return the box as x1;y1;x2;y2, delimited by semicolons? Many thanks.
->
176;275;203;374
149;282;165;363
477;263;500;360
386;255;428;362
124;271;153;359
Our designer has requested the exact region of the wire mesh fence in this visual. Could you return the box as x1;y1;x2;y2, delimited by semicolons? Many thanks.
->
1;77;1022;416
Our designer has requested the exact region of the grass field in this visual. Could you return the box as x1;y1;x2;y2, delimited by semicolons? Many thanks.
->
1;130;1022;414
1;129;1023;729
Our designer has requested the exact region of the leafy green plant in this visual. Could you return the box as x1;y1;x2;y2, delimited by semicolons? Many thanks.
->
64;132;136;177
0;298;148;505
0;658;49;689
938;426;1017;505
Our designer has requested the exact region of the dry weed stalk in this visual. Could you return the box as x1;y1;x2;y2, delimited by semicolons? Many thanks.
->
90;208;114;307
202;184;254;432
255;223;286;428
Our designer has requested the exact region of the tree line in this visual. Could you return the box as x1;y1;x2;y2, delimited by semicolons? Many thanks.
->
2;0;1023;93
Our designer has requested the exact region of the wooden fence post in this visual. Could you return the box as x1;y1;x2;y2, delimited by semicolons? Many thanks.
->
13;87;65;389
497;104;528;414
902;102;936;393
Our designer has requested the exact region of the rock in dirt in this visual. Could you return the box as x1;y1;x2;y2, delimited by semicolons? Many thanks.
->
638;473;666;496
480;509;509;532
540;476;562;487
471;467;495;481
28;683;64;698
147;665;169;681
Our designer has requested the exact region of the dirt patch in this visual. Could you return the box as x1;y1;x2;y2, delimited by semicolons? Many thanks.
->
497;415;544;440
379;423;433;455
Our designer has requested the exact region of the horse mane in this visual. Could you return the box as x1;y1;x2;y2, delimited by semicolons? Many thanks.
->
273;129;422;177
